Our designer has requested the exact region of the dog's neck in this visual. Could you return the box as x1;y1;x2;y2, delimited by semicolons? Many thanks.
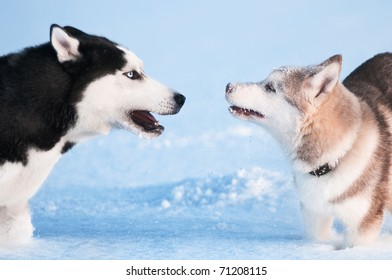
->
293;85;362;174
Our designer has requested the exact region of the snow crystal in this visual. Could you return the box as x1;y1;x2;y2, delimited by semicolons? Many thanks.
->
161;199;171;209
173;185;185;201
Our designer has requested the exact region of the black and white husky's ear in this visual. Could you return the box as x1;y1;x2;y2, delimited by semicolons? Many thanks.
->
305;54;342;105
50;24;80;63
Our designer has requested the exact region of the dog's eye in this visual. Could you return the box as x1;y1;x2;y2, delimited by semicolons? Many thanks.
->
265;82;276;93
124;71;142;80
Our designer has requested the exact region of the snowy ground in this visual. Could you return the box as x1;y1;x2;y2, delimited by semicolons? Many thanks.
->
1;166;392;260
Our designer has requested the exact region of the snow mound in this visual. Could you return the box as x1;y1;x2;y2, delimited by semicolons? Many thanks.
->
159;167;291;211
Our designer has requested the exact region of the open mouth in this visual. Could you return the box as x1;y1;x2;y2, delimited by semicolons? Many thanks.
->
229;106;264;119
130;110;164;133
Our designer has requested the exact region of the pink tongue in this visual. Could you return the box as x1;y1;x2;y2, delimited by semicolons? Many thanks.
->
132;111;158;124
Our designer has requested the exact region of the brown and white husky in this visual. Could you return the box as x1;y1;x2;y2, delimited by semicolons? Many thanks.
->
226;53;392;248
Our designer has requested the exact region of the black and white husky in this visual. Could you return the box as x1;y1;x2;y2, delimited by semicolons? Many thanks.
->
0;25;185;244
226;54;392;248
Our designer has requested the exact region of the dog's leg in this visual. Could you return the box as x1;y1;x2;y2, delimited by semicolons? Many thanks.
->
301;206;339;243
342;209;384;248
0;201;33;245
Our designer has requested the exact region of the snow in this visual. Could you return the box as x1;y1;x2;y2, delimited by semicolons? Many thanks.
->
1;0;392;259
1;166;392;259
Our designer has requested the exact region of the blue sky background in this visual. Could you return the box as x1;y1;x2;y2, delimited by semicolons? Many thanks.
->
2;0;392;260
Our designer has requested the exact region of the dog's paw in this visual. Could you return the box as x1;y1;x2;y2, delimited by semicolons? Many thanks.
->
0;208;34;246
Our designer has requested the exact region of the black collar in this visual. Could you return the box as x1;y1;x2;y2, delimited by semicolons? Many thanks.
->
309;163;332;177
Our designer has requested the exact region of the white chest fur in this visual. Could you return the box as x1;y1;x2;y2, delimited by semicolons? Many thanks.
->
0;139;65;206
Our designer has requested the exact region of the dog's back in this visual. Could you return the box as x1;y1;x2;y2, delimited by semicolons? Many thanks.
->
344;53;392;211
0;47;76;166
344;53;392;109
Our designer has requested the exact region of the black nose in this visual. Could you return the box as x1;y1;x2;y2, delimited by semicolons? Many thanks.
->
226;83;235;94
174;93;186;107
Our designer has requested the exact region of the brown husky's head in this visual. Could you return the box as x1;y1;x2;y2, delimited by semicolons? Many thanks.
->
226;55;362;169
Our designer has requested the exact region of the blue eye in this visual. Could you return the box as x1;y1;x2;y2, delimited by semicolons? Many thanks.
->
124;71;142;80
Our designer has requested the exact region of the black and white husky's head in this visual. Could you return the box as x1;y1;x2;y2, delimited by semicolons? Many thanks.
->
50;24;185;140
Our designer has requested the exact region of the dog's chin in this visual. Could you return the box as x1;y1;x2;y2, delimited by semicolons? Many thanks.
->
117;110;165;138
228;106;265;121
130;122;164;138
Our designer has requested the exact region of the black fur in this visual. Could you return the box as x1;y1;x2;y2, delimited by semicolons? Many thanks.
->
344;53;392;109
61;141;75;154
343;53;392;141
0;25;126;165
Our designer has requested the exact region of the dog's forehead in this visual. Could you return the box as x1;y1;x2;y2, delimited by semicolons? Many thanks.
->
116;45;144;71
268;66;303;82
267;66;313;94
268;65;316;111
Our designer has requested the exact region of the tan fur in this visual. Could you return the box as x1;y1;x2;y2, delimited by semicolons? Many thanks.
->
295;84;361;167
329;103;380;204
378;104;392;212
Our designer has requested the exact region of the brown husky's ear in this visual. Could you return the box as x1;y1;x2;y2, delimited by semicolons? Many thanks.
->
305;55;342;105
